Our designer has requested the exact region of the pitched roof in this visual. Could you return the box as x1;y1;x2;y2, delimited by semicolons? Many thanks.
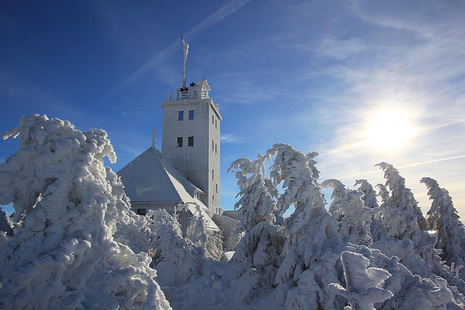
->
117;147;204;205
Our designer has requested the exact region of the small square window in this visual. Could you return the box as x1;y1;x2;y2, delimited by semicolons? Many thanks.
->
189;110;194;120
178;111;184;120
188;136;194;147
177;137;183;147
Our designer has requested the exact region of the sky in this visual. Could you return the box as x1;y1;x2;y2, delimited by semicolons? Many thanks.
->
1;0;465;220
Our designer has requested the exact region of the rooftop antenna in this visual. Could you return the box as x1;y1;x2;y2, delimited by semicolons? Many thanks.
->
181;36;189;89
152;126;157;149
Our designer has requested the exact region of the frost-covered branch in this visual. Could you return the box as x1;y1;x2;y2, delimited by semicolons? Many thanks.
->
329;251;393;310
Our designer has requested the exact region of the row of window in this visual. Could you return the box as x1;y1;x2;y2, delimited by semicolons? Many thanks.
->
178;110;194;121
177;136;219;151
178;110;219;127
177;136;194;147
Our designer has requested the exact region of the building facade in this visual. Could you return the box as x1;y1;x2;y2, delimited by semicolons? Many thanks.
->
117;40;238;239
161;79;222;215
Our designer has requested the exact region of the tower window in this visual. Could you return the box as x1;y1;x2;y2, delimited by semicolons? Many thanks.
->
212;115;214;124
215;143;217;153
212;195;215;203
188;136;194;147
212;139;214;151
212;170;214;180
178;111;184;121
177;137;183;147
189;110;194;120
215;119;217;128
216;184;218;193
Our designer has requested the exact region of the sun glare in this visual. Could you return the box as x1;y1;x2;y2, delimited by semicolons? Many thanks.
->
365;109;415;150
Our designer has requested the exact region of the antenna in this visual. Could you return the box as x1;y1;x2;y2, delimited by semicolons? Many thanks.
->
181;36;189;89
152;126;156;148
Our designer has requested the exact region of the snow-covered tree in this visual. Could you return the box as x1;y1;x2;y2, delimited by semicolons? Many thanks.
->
323;180;373;246
0;206;13;236
421;177;465;276
322;179;347;215
264;143;344;309
227;155;285;304
338;191;374;247
186;203;223;261
376;162;428;230
355;179;378;209
0;114;170;309
376;183;390;206
146;209;206;287
328;251;393;310
346;245;460;309
372;163;438;277
228;156;279;233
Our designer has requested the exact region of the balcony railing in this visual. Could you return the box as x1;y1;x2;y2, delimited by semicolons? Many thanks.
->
167;90;209;101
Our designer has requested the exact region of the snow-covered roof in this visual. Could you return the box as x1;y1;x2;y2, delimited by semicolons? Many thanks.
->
117;147;205;206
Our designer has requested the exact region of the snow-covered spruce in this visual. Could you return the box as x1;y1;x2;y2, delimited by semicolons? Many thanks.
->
323;180;373;246
227;156;285;304
422;177;465;280
146;209;207;287
354;179;379;209
265;144;345;309
376;162;428;230
322;179;348;215
186;203;223;261
0;114;170;309
372;163;438;277
228;156;279;234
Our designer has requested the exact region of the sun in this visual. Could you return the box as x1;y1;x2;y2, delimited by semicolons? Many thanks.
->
365;109;416;150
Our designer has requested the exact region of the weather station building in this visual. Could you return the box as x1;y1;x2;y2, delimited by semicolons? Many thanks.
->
117;39;237;238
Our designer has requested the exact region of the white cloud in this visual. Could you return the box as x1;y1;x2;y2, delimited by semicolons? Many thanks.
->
314;37;366;61
221;133;243;143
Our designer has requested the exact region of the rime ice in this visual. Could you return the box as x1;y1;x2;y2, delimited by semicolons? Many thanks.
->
0;115;170;309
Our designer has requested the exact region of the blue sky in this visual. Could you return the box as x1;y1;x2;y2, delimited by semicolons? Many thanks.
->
1;0;465;219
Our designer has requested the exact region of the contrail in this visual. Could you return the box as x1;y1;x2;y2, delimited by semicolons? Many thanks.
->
107;0;251;98
337;154;465;180
397;154;465;170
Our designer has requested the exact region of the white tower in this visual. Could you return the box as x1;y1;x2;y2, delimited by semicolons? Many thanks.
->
161;39;222;214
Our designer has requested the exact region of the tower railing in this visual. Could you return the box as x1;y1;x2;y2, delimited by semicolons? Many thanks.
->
167;90;209;101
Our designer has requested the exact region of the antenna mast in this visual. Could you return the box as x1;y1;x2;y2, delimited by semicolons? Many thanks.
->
181;36;189;89
152;126;156;148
